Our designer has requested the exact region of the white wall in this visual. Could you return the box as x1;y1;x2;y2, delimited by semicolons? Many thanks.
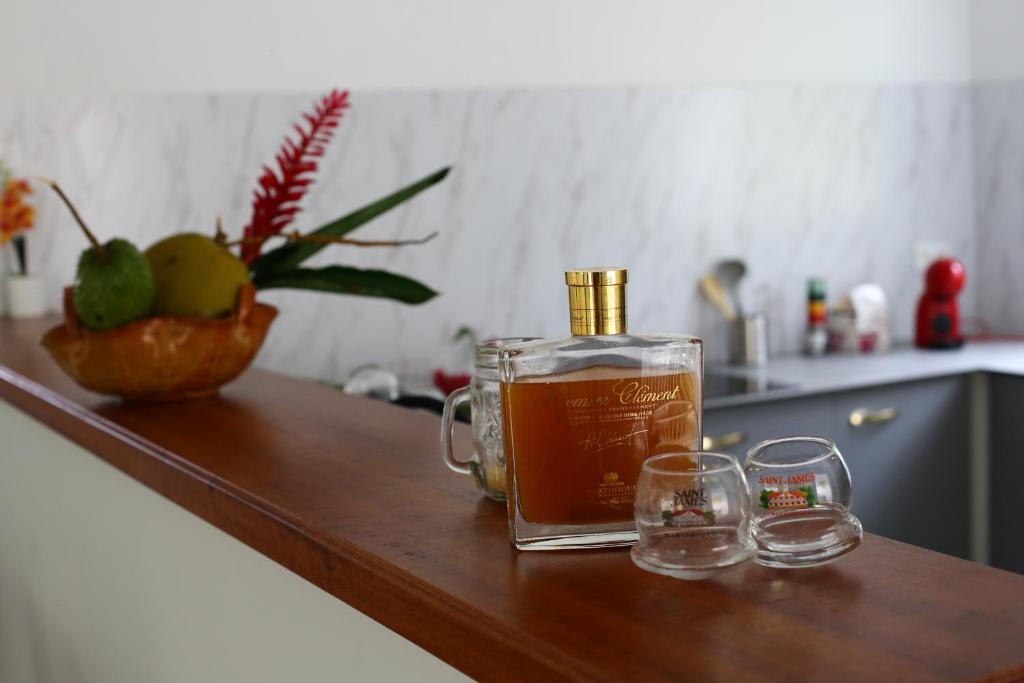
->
5;0;1009;375
3;0;971;94
0;401;467;683
972;0;1024;81
970;1;1024;332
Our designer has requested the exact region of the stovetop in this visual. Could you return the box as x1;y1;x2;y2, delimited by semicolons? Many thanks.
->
704;372;790;400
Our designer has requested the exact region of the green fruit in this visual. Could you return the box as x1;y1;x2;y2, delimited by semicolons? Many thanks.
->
74;238;156;331
145;233;250;319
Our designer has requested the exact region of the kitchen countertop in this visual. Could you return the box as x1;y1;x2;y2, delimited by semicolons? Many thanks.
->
706;340;1024;409
3;315;1024;682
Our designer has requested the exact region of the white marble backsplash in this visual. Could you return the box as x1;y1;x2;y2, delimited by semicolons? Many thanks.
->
0;86;978;382
974;82;1024;334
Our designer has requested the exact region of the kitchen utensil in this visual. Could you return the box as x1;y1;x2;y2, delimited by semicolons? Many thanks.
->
631;452;756;580
744;436;862;568
715;259;747;318
699;275;736;321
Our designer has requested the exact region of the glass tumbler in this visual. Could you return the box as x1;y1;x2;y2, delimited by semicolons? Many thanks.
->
631;452;756;580
744;436;863;568
441;338;534;502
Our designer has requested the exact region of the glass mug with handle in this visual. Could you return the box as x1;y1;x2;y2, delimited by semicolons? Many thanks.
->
440;338;535;501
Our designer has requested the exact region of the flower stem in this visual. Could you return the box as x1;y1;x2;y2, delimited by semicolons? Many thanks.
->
213;215;228;245
13;235;27;276
35;177;107;261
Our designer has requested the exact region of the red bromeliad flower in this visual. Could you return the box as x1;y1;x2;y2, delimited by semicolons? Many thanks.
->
241;89;350;265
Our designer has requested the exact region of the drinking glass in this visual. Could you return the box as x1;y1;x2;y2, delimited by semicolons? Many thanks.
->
631;452;756;580
440;338;535;501
744;436;863;568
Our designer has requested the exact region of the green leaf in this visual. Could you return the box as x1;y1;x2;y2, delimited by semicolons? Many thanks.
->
452;325;477;344
250;166;451;285
255;265;438;305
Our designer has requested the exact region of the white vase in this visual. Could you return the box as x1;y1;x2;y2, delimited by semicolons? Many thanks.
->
5;274;47;319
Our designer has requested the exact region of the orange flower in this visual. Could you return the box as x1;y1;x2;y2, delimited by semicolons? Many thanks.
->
0;178;34;245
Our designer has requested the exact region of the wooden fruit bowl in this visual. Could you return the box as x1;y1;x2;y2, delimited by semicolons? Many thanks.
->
42;283;277;401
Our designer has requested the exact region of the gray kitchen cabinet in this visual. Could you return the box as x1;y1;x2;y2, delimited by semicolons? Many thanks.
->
832;376;970;559
990;373;1024;573
704;375;971;559
703;394;831;457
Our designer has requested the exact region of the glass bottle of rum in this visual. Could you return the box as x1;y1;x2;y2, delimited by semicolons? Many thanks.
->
499;268;703;550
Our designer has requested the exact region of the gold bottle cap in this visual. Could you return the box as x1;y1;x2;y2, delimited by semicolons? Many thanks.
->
565;267;628;336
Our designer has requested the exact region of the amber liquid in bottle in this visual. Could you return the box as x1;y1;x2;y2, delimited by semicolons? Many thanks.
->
502;365;700;526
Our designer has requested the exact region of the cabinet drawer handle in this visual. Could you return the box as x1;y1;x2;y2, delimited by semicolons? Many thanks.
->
702;431;747;450
849;407;898;427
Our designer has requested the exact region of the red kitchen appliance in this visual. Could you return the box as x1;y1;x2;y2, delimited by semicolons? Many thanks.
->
915;257;966;349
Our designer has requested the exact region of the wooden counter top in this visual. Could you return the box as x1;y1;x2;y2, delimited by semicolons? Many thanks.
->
2;315;1024;682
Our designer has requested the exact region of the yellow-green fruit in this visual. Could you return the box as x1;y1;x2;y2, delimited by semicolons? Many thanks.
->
145;233;250;318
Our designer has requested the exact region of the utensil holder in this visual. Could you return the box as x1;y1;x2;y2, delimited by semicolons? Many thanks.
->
728;314;767;368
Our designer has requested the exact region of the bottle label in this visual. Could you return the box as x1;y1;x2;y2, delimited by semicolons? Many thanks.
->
662;488;716;527
503;368;700;526
757;473;818;509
